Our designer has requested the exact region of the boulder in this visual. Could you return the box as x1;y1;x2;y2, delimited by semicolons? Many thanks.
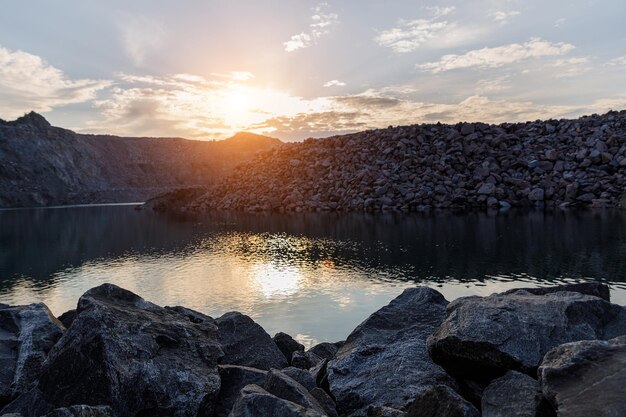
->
215;365;267;417
405;385;479;417
0;303;64;405
481;371;545;417
292;351;322;370
538;336;626;417
501;282;610;301
366;406;406;417
428;285;626;379
263;369;327;415
229;384;325;417
0;388;52;417
273;333;305;364
56;310;76;329
216;312;288;370
310;388;338;417
281;367;317;391
308;343;339;361
328;287;462;417
38;284;223;417
44;405;114;417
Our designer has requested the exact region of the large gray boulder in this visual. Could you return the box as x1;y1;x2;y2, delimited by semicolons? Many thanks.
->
405;385;479;417
216;312;288;370
0;388;52;417
273;333;305;364
327;287;464;417
37;284;224;417
428;286;626;378
0;303;64;406
481;371;545;417
215;365;267;417
538;336;626;417
229;384;325;417
263;369;327;416
44;405;115;417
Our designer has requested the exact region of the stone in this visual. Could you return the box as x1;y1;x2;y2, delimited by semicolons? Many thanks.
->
500;282;610;301
428;285;626;379
405;385;479;417
328;288;461;416
0;303;65;405
273;332;305;364
308;343;339;361
44;405;115;417
539;336;626;417
216;312;288;370
229;385;325;417
366;406;406;417
481;371;545;417
38;284;223;417
292;351;322;370
528;188;544;201
0;388;52;417
310;388;338;417
477;183;495;195
56;310;76;329
263;369;327;415
281;367;317;391
214;365;267;417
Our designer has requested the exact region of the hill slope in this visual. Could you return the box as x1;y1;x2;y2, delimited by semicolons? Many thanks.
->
0;112;281;207
150;110;626;212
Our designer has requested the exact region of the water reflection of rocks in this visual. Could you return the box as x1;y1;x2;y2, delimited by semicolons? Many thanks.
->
1;206;624;295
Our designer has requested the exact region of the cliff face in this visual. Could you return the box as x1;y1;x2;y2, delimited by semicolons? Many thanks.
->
155;110;626;212
0;112;281;207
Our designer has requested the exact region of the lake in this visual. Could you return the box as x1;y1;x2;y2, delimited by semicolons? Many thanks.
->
1;205;625;347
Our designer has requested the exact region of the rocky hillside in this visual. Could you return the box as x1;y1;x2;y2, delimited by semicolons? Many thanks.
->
154;110;626;212
0;112;281;208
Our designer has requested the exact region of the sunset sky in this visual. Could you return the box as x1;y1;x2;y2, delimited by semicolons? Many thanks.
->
1;0;625;141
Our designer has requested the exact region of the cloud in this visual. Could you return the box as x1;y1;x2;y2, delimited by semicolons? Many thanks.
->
0;45;110;119
554;18;566;28
606;56;626;67
324;80;346;87
488;10;520;24
426;6;457;18
550;57;592;77
417;38;575;73
476;75;512;92
284;3;339;52
118;14;166;66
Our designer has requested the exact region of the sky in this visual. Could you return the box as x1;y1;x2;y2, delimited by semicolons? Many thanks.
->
1;0;625;141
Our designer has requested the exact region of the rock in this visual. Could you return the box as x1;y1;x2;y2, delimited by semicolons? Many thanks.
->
0;388;52;417
0;303;65;405
366;406;406;417
292;351;322;370
44;405;114;417
405;385;479;417
500;282;610;301
56;310;76;329
428;286;626;379
309;359;329;388
229;384;325;417
263;369;327;415
460;123;475;135
528;188;544;201
539;336;626;417
308;343;339;361
281;367;317;391
38;284;223;417
477;183;495;195
215;365;267;417
328;288;461;416
273;332;305;364
481;371;545;417
310;388;338;417
216;312;288;370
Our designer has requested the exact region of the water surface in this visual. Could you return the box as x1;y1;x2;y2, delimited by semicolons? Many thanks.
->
1;206;625;346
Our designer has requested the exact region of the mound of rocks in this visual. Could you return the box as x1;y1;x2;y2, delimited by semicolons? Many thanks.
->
156;110;626;213
1;282;625;417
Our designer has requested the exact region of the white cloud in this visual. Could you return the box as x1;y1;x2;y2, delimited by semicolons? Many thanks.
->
550;57;592;77
606;56;626;66
554;18;566;28
418;38;575;73
376;20;450;53
476;75;512;92
324;80;346;87
0;45;110;119
230;71;255;81
426;6;457;18
284;3;339;52
488;10;520;24
118;14;166;66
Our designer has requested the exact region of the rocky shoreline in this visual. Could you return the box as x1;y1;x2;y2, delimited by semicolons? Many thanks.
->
1;282;625;417
147;110;626;213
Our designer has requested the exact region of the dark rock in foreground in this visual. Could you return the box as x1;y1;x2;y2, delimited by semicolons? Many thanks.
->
428;286;626;378
214;365;267;417
0;304;64;406
229;384;325;417
216;312;289;370
405;385;479;417
44;405;114;417
38;284;224;417
539;336;626;417
273;332;305;365
327;287;466;417
481;371;545;417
